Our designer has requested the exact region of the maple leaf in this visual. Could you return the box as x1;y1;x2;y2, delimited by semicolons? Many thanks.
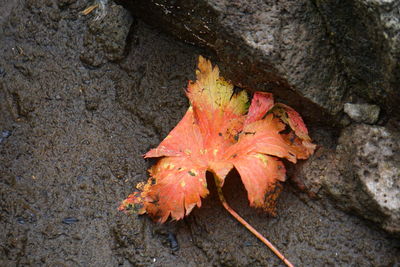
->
119;56;315;267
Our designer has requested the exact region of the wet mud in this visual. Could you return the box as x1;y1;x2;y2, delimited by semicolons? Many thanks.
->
0;1;399;266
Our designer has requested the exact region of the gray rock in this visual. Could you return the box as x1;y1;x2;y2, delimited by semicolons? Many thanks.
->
343;103;380;124
336;124;400;234
80;3;133;67
296;124;400;235
125;0;345;125
125;0;400;122
316;0;400;116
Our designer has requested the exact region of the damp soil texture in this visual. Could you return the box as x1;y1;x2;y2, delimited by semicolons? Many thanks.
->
0;1;399;266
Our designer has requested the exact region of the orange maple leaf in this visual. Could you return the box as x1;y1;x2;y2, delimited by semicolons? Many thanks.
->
120;56;315;266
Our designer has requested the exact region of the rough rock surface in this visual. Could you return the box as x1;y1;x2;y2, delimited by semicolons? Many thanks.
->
125;0;400;121
80;3;133;67
316;0;400;117
125;0;344;125
335;124;400;234
297;124;400;235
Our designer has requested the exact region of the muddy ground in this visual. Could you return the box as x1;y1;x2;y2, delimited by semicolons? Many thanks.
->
0;1;399;266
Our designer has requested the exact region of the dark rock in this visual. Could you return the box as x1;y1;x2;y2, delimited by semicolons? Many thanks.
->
124;0;343;126
62;217;79;225
81;2;134;67
167;232;179;252
125;0;400;123
315;0;400;118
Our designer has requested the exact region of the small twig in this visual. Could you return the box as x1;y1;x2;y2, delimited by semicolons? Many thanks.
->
214;175;294;267
81;3;99;15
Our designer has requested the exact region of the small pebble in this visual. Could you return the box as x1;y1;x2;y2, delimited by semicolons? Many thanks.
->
17;217;25;224
244;241;253;247
167;232;179;252
0;130;12;143
2;130;11;138
62;217;79;224
343;103;380;124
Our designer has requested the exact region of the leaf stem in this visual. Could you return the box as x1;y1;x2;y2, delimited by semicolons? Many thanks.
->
214;175;294;267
